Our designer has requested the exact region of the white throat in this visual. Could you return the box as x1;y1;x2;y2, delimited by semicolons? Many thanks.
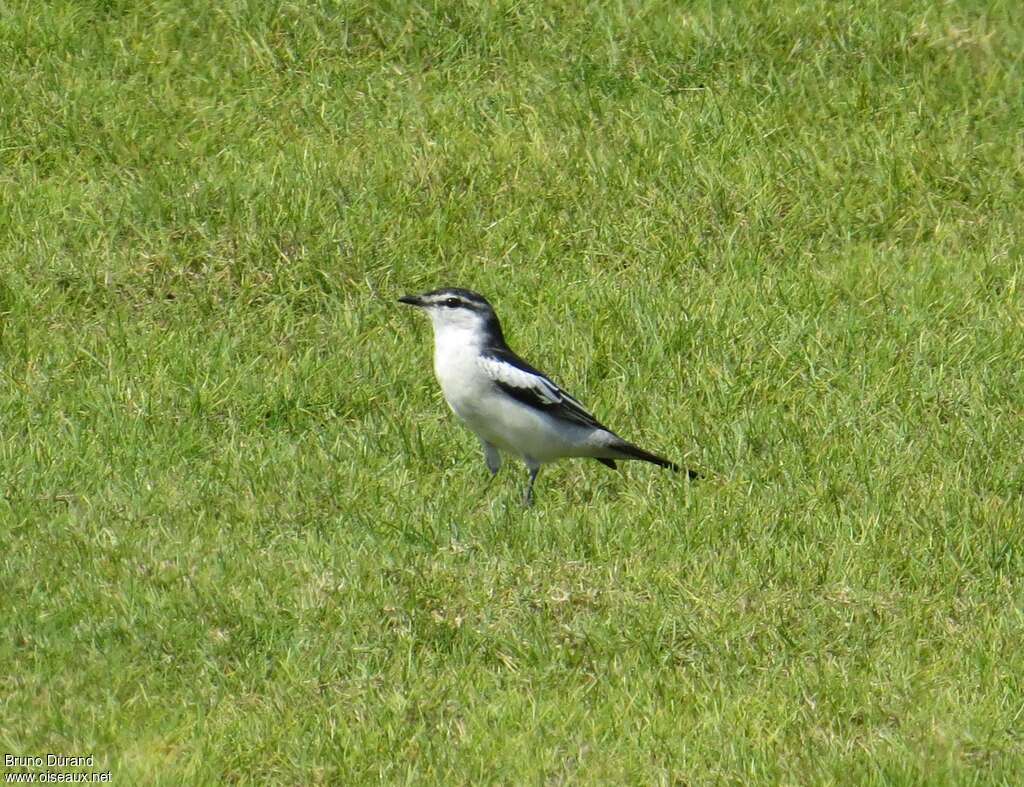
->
431;317;483;360
426;312;486;401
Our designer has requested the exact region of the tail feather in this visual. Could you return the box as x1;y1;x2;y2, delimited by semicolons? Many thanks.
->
608;439;701;479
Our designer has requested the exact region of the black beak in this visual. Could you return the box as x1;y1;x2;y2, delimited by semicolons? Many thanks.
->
398;294;425;307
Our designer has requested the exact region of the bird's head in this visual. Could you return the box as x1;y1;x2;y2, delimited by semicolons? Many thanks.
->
398;288;503;343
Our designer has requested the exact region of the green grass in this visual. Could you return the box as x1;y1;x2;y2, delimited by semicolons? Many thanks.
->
2;0;1023;783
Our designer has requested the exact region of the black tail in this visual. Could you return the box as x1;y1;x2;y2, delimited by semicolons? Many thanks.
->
606;439;701;479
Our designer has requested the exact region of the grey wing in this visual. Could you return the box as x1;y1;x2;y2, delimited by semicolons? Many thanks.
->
477;355;606;430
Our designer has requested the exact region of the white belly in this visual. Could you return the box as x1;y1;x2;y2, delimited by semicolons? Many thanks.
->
433;340;595;463
453;387;585;460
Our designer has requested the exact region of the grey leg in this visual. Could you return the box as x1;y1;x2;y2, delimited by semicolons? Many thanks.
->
522;460;540;507
480;439;502;476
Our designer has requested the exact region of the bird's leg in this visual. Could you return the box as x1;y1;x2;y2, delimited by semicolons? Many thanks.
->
481;440;501;490
522;461;540;507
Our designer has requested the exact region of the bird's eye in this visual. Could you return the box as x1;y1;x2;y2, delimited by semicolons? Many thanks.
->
445;297;460;308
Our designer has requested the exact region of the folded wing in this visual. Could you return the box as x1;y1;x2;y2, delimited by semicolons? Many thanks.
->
477;349;606;430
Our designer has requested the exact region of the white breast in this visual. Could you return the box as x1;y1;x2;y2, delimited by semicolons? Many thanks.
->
432;324;489;419
430;326;599;462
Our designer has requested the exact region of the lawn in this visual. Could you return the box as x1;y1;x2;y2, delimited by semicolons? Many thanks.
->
2;0;1023;783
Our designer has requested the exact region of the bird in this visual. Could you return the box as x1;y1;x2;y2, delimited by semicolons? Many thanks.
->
398;287;698;506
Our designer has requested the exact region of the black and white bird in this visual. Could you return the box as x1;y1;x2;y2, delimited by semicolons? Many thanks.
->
398;287;698;505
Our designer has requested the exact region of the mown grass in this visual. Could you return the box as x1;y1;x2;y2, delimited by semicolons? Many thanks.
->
1;0;1023;783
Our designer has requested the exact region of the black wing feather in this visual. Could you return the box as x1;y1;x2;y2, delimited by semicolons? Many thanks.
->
479;347;696;476
479;347;607;430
